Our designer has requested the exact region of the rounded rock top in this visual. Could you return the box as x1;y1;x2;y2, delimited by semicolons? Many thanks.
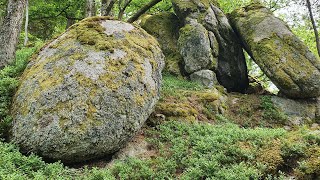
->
10;17;165;163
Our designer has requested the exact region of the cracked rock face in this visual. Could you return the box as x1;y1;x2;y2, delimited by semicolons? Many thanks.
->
172;0;249;92
229;3;320;98
10;17;164;163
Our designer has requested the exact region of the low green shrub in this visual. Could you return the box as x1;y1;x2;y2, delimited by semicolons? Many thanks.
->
0;46;40;137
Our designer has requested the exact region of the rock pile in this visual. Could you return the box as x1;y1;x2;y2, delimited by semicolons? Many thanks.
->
142;1;320;98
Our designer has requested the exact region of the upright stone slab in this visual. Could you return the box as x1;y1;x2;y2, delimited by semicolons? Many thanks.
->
230;3;320;98
172;0;249;92
178;20;216;73
10;17;164;163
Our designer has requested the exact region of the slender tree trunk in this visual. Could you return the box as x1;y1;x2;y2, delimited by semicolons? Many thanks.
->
0;0;27;69
118;0;132;20
127;0;162;23
85;0;96;17
106;0;116;16
307;0;320;121
306;0;320;57
101;0;108;16
66;18;75;29
101;0;116;16
24;0;28;46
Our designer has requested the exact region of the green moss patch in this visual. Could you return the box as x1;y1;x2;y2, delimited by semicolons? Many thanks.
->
148;74;227;123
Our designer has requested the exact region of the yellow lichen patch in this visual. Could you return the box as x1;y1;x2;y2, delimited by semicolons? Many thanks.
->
75;73;94;87
256;140;284;174
156;102;198;122
150;87;227;123
193;91;220;102
295;146;320;179
134;93;146;106
38;75;63;91
70;53;88;61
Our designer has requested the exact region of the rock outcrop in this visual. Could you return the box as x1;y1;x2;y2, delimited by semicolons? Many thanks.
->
172;0;249;92
10;17;164;163
229;3;320;98
140;12;183;75
271;96;317;126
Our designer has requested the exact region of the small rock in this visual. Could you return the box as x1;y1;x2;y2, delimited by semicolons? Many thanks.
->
190;69;218;88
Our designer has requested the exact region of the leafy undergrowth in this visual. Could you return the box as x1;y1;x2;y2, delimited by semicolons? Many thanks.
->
0;45;41;138
0;121;319;179
226;94;289;128
0;50;319;179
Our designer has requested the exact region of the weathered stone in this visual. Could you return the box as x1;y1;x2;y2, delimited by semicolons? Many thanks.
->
190;69;218;88
178;20;217;73
209;6;248;92
172;0;249;92
10;17;165;163
229;3;320;98
140;12;183;75
172;0;218;20
271;96;317;125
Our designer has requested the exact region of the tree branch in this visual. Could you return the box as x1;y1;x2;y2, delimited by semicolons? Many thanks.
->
306;0;320;56
127;0;162;23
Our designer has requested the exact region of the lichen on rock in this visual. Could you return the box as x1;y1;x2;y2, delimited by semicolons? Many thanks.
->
172;0;249;92
229;3;320;98
140;12;184;76
10;17;165;163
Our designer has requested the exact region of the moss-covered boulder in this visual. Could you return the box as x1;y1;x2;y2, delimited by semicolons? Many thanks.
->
140;12;183;75
10;17;165;163
229;3;320;98
172;0;249;92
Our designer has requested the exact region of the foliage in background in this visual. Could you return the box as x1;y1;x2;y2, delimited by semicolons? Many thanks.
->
28;0;86;39
0;40;42;137
293;25;319;56
0;0;8;23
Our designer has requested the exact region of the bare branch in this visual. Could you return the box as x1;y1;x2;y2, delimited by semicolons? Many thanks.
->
127;0;162;23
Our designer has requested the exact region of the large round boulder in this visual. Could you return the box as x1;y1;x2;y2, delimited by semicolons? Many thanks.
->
230;3;320;98
10;17;164;163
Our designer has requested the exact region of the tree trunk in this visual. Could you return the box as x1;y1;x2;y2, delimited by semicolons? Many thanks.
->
0;0;27;69
101;0;108;16
306;0;320;122
101;0;116;16
85;0;96;17
106;0;116;16
306;0;320;57
66;18;75;29
24;0;29;46
118;0;132;20
127;0;162;23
